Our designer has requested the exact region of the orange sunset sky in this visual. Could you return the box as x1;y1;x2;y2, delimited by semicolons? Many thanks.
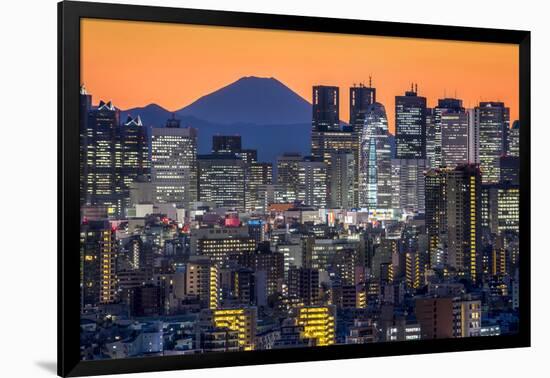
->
81;18;519;133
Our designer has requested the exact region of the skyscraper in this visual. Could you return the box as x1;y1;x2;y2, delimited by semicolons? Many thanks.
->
437;98;469;168
359;102;392;209
276;153;303;203
425;108;437;168
80;220;117;308
80;85;92;207
84;100;123;216
151;117;198;208
246;162;273;212
298;158;328;208
350;83;377;206
446;164;482;281
424;168;449;266
310;130;354;204
329;152;356;209
312;86;339;132
120;115;149;212
508;120;520;157
395;86;427;159
349;83;376;134
197;154;247;210
476;102;510;183
391;159;426;215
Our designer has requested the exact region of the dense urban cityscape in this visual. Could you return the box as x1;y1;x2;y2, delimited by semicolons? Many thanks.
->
79;80;520;360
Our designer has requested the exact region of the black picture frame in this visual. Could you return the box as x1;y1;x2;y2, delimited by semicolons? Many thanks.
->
58;1;531;376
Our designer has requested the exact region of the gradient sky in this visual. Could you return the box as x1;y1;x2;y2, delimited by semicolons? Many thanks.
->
81;18;519;133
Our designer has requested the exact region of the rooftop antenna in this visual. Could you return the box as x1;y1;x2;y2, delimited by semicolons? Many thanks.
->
415;83;418;94
369;75;372;87
411;82;414;92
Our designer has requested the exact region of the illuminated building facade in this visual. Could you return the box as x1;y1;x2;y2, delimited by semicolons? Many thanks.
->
80;220;117;308
439;98;469;168
246;162;273;212
120;115;149;213
481;183;520;234
359;102;392;209
276;153;303;203
476;102;510;183
84;100;124;216
446;165;482;281
185;258;219;310
391;158;426;215
151;119;198;208
330;152;356;209
508;120;520;157
395;87;427;159
295;306;336;346
297;158;328;208
198;154;246;211
209;308;258;351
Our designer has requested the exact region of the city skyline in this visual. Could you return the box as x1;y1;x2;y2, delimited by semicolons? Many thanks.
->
79;18;520;361
81;18;519;133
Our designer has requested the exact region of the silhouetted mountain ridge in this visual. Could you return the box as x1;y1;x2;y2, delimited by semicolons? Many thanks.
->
121;76;313;163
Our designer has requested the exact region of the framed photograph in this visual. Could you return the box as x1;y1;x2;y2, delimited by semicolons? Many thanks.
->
58;1;530;376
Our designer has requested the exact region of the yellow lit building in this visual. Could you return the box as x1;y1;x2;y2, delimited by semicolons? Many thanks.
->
295;306;336;346
210;308;257;351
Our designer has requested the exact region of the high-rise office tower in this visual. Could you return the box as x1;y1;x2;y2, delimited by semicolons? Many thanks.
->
476;102;510;183
359;102;392;209
310;130;354;204
197;154;246;210
481;183;520;235
349;83;376;134
467;109;479;164
80;85;92;207
424;168;449;265
246;162;273;212
446;164;482;281
120;115;149;212
80;220;117;309
276;153;303;203
433;98;465;169
298;158;328;208
329;152;356;209
350;83;377;206
151;117;198;208
395;86;427;159
212;135;242;154
425;108;436;168
508;120;520;157
312;86;339;132
437;98;469;168
391;159;426;215
84;100;123;216
295;306;336;346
